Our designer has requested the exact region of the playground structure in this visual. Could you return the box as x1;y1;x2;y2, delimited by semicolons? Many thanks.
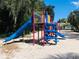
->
1;10;64;45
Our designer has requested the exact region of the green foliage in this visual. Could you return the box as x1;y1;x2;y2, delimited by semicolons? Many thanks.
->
58;18;68;23
45;6;54;15
0;0;55;36
58;18;70;29
45;5;55;21
0;0;44;34
68;10;79;30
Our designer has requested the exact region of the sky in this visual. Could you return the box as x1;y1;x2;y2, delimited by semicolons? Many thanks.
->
44;0;79;22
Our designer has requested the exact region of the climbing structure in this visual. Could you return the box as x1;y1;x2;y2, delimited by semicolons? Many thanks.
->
44;11;64;44
2;10;64;45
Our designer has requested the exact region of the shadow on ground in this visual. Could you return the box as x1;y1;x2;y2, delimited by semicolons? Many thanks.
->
6;39;46;45
63;34;79;40
6;39;57;45
44;52;79;59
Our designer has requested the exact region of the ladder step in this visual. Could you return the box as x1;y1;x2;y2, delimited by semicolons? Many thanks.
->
45;23;56;26
45;36;56;39
45;26;55;30
45;30;64;38
45;30;56;33
45;33;55;37
45;36;59;42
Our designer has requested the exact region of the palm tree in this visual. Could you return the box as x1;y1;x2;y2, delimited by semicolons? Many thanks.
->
0;0;44;34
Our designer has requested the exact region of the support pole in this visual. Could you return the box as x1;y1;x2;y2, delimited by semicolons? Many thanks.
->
50;15;54;36
32;10;35;45
38;23;40;44
41;10;45;46
57;22;60;32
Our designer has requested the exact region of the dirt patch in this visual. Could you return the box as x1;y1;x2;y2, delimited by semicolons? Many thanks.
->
1;44;19;59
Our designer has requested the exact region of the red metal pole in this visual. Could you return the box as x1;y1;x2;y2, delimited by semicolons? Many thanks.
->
41;10;46;46
32;10;35;45
50;16;54;36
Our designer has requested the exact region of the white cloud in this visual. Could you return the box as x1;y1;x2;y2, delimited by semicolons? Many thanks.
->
72;1;79;6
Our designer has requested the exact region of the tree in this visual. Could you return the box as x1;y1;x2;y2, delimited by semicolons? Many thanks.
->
58;18;68;23
68;10;79;31
58;18;70;30
0;0;44;34
45;5;55;21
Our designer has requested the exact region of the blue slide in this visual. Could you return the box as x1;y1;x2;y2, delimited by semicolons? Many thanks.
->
3;17;32;43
